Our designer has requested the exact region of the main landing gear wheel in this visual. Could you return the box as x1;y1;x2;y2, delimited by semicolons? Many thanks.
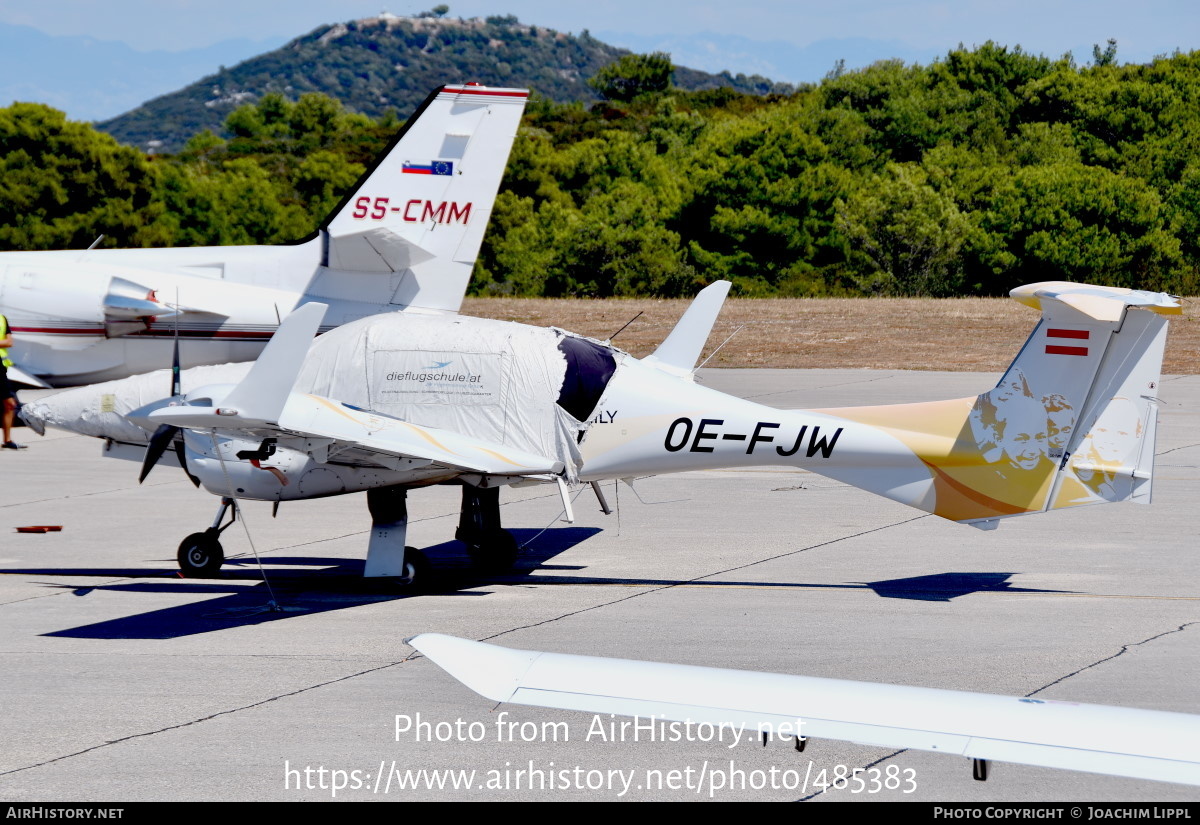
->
401;547;432;588
177;530;224;578
364;547;432;594
456;485;518;574
461;528;519;574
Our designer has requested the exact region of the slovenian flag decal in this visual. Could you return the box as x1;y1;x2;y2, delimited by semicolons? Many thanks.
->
403;160;454;175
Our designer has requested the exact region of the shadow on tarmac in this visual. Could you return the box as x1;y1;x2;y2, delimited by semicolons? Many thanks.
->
474;570;1073;602
22;521;1068;641
31;527;601;640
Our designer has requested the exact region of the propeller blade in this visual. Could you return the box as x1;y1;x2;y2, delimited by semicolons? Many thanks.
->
170;315;181;398
174;438;201;488
139;424;179;484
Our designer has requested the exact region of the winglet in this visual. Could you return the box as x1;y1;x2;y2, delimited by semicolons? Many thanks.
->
643;280;732;375
218;302;327;424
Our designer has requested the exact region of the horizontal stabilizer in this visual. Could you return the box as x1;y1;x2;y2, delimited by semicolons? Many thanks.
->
411;634;1200;787
327;227;436;274
643;280;732;374
1011;281;1181;322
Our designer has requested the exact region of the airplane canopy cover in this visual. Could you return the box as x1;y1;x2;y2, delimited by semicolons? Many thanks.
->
293;314;616;481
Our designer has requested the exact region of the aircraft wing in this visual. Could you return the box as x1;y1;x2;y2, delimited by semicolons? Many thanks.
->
6;363;51;390
152;393;563;477
285;395;564;476
409;634;1200;787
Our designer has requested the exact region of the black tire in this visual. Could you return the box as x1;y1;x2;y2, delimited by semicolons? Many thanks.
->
177;531;224;577
403;547;432;586
465;529;519;573
364;548;433;594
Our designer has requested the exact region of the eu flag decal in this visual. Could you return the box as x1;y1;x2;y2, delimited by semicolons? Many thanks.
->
402;160;454;176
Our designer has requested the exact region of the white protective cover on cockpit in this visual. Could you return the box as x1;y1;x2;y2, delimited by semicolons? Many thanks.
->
293;314;593;480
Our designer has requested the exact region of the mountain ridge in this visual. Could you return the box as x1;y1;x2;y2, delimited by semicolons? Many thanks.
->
96;13;792;152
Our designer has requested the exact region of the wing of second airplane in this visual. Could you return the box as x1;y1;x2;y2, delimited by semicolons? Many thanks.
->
5;363;51;390
410;634;1200;788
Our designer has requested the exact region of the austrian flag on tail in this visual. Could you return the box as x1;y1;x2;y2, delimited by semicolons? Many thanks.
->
403;161;454;176
1045;328;1089;356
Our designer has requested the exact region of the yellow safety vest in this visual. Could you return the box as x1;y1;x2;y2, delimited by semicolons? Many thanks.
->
0;314;11;368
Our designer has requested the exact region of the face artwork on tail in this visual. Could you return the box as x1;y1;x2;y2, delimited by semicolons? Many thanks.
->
1043;393;1076;459
1052;397;1147;507
997;395;1050;472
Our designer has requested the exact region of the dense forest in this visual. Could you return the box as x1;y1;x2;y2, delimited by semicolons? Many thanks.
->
4;40;1200;298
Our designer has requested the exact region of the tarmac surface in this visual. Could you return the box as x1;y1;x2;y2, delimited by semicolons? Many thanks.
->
1;368;1198;802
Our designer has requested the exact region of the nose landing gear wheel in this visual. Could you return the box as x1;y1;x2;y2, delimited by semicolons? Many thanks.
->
177;530;224;578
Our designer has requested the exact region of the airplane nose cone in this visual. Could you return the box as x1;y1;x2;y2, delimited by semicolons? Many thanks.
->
16;401;46;436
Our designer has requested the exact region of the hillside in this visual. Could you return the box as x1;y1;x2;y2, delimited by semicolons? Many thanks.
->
96;12;791;152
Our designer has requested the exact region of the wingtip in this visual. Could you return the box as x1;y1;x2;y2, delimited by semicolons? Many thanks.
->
408;633;541;703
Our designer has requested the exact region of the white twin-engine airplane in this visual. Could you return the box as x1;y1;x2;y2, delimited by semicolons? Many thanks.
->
409;633;1200;788
0;83;528;387
22;280;1179;581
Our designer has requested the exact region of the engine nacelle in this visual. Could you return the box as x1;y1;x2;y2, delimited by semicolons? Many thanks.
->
0;265;163;329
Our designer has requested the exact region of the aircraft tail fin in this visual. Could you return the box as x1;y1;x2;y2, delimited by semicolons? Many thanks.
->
314;84;529;314
643;280;732;376
1013;282;1176;516
819;282;1179;526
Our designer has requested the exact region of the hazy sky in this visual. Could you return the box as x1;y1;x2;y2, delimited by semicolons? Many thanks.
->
0;0;1196;65
0;0;1197;122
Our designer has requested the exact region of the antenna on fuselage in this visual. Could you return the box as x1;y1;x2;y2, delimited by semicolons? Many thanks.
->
607;311;643;342
76;234;106;261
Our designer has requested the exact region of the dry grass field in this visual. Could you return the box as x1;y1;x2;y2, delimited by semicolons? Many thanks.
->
463;296;1200;373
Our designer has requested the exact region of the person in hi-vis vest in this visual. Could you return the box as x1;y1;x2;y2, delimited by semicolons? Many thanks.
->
0;315;26;449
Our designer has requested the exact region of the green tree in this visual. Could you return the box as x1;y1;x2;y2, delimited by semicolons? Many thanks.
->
589;52;675;102
1092;38;1118;67
979;162;1181;291
0;103;158;249
836;163;974;296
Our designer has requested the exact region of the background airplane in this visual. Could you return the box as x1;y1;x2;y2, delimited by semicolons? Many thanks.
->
410;633;1200;788
22;280;1179;582
0;83;528;387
